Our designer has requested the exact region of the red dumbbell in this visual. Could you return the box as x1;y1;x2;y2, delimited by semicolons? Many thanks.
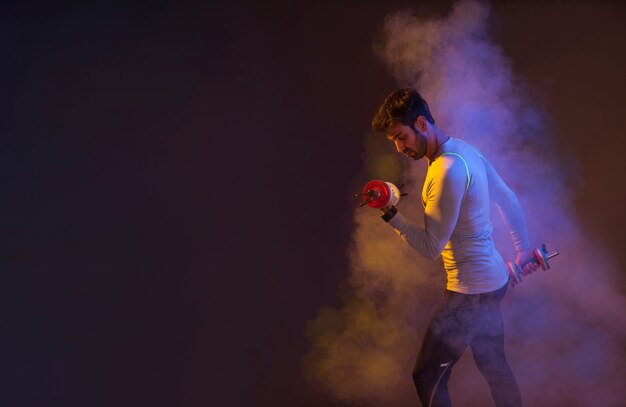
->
355;180;404;208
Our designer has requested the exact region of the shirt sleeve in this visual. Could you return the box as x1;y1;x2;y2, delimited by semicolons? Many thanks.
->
483;157;532;252
388;155;467;260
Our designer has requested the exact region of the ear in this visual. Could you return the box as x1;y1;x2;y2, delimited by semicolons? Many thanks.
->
414;115;428;133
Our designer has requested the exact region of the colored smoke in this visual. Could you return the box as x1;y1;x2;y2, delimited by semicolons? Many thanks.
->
304;1;626;406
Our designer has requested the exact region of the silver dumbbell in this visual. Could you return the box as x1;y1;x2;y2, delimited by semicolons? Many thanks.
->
507;244;559;285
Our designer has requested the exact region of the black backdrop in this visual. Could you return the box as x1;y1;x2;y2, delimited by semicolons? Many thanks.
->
2;1;625;406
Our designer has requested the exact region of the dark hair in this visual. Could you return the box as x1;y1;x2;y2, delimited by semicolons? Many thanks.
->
371;88;436;131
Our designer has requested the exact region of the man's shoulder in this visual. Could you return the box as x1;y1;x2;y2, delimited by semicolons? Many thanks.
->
447;137;481;155
431;153;469;182
443;137;488;166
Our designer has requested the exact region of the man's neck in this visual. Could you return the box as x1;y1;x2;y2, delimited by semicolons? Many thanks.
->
426;126;450;160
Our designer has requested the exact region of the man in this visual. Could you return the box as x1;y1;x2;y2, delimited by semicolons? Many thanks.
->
370;88;538;407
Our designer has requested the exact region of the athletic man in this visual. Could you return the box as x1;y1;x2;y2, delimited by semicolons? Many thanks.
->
371;88;538;407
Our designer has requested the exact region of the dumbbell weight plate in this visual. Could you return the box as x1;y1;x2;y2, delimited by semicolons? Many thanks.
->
534;247;549;271
362;180;391;209
507;262;523;284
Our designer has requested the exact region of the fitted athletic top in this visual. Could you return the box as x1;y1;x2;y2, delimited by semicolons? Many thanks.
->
388;137;531;294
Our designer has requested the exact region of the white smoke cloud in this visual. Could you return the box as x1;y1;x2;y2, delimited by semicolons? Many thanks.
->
304;1;626;405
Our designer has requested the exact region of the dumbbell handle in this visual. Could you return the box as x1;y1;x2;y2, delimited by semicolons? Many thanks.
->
519;248;558;267
545;250;559;260
355;190;382;207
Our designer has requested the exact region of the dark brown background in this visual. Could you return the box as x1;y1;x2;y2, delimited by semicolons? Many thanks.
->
2;1;624;406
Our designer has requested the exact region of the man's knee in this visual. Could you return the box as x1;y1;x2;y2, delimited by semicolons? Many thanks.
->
413;363;455;406
412;366;431;399
412;363;447;400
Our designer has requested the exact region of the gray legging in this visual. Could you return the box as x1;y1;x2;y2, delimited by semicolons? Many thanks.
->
412;284;521;407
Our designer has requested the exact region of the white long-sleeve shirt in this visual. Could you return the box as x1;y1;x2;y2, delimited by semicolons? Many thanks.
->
388;137;531;294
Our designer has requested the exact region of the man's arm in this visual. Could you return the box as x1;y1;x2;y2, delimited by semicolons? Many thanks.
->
386;156;466;260
483;158;538;273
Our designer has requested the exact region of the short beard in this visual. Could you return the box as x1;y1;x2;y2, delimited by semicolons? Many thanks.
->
406;125;428;160
403;147;421;160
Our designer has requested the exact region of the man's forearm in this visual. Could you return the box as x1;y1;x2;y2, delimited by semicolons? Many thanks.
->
388;212;442;260
496;190;532;252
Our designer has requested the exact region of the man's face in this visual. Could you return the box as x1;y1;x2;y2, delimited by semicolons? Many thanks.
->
386;121;427;161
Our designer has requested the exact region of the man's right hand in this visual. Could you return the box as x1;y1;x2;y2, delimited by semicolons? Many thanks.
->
515;250;540;276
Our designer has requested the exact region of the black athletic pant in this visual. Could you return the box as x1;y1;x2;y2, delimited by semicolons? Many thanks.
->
412;284;521;407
